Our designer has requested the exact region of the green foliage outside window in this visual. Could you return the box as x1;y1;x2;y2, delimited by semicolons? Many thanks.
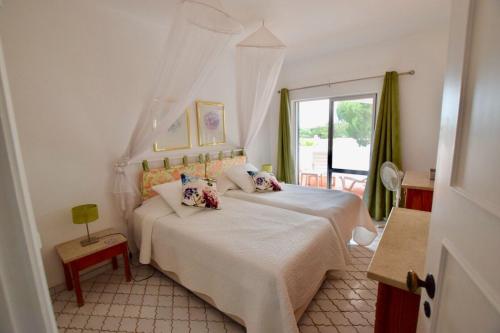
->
298;126;329;139
335;101;372;146
299;101;372;147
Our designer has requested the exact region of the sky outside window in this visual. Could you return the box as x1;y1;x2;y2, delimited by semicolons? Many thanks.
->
298;99;329;129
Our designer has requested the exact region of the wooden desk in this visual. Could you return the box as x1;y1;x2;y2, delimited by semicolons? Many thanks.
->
367;208;430;333
402;171;434;211
56;228;131;306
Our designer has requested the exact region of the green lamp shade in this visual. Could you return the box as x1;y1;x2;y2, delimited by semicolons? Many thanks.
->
261;164;273;173
72;204;99;224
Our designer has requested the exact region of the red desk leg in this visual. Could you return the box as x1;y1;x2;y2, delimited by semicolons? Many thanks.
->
63;261;73;291
374;282;420;333
70;263;84;307
112;256;118;270
122;243;132;282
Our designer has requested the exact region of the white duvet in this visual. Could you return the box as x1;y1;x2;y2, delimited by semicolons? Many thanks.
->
225;184;377;246
133;196;347;333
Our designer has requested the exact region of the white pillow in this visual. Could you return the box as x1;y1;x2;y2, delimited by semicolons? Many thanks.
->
137;195;174;216
153;180;204;218
225;163;259;193
216;172;238;195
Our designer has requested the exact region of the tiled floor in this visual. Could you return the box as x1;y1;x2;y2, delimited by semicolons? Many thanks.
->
52;243;378;333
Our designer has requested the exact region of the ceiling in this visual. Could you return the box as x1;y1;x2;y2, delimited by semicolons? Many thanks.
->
224;0;450;62
96;0;451;63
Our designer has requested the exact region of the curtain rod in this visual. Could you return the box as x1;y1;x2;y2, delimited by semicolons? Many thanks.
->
277;70;415;94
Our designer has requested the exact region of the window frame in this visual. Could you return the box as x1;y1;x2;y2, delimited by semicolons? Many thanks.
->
295;93;378;189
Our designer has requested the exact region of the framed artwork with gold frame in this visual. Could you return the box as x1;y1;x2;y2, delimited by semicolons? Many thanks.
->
153;110;191;152
196;100;226;146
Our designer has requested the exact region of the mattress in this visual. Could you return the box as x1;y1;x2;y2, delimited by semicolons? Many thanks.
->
224;183;377;246
133;196;347;333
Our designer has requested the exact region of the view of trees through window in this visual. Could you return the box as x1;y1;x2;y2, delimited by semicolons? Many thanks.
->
297;96;375;197
299;101;373;146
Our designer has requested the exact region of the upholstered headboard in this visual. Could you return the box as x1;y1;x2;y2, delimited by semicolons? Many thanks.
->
141;162;205;200
140;151;247;201
206;155;246;179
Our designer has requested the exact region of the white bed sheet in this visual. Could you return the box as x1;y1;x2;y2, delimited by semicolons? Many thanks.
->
133;196;174;262
224;184;377;246
133;196;347;333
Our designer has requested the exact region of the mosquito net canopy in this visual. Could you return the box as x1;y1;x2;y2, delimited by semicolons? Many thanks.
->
236;25;286;148
114;0;242;218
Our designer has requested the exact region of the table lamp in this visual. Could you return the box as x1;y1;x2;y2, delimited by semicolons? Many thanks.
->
261;164;273;173
72;204;99;246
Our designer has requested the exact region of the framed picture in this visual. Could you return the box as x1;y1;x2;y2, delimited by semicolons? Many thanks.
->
196;100;226;146
153;110;191;152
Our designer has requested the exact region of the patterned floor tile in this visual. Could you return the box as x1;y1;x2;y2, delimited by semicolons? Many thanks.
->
53;236;381;333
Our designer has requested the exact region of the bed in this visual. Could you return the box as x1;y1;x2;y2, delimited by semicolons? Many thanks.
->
133;195;348;333
224;184;377;246
205;156;377;246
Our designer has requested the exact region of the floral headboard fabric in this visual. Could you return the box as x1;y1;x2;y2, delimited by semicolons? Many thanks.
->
206;156;247;179
141;163;205;200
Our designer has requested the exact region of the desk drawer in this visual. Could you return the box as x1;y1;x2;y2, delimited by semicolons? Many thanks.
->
405;188;433;212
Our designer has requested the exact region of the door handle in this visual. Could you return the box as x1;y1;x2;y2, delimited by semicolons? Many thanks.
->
406;270;436;299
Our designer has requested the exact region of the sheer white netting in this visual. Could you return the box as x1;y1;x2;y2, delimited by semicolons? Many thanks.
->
114;0;242;219
236;25;286;148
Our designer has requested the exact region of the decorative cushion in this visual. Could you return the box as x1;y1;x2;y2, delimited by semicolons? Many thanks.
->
247;171;283;192
153;181;204;218
181;174;221;209
142;163;205;200
225;163;259;193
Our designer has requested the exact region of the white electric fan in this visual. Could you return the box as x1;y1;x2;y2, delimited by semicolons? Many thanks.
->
380;161;403;207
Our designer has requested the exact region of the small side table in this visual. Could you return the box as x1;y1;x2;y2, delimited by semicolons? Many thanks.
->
56;228;132;306
402;171;435;212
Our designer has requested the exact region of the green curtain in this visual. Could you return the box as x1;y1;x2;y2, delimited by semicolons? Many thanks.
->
363;72;402;220
276;88;296;183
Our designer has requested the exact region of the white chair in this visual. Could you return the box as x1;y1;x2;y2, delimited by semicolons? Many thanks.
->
300;172;320;187
340;175;367;192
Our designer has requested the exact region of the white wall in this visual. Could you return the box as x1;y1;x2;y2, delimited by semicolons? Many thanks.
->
0;1;270;287
267;26;449;173
0;0;446;288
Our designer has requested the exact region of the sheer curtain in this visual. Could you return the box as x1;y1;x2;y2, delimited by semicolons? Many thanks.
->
236;25;286;149
114;0;242;218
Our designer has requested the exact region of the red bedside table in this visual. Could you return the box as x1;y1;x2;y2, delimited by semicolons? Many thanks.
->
55;228;132;306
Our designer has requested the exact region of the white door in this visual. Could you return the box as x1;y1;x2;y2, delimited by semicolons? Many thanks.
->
417;0;500;332
0;40;57;332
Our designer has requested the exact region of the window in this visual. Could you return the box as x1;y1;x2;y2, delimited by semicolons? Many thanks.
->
296;94;376;197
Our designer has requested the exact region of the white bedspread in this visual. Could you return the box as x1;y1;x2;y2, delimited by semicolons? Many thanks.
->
133;197;347;333
133;196;174;264
225;184;377;246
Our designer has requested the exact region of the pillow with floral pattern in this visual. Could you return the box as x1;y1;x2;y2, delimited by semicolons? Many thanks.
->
181;174;221;209
247;171;282;192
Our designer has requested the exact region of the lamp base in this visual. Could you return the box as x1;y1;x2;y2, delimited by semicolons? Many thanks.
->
80;236;99;247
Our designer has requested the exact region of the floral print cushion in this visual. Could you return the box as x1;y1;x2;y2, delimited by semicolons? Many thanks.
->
181;173;220;209
247;171;282;192
141;163;205;201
